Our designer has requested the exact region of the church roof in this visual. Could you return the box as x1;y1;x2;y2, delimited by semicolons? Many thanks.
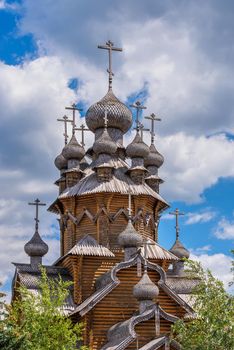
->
138;337;181;350
101;304;179;350
140;238;179;261
55;235;115;263
166;273;200;294
59;166;169;208
12;263;75;314
72;254;194;317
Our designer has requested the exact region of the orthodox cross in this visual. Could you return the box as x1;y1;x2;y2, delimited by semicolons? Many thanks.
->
97;40;122;90
127;193;133;220
74;124;89;147
169;208;185;240
145;113;161;144
130;101;147;132
142;238;155;271
65;103;83;135
28;199;46;232
57;115;73;145
138;122;150;141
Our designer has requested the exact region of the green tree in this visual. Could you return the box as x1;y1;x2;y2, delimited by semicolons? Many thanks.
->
172;259;234;350
0;268;86;350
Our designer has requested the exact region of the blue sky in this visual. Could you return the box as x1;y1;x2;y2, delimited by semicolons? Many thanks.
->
0;0;233;298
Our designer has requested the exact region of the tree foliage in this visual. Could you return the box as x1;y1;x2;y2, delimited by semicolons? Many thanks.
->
0;268;86;350
172;259;234;350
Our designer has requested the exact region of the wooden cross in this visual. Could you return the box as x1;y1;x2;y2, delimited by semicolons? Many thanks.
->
127;193;133;220
134;122;150;141
57;115;73;145
74;124;89;147
169;208;185;240
142;238;155;271
65;103;83;135
28;199;46;232
145;113;161;144
130;101;147;132
98;40;122;90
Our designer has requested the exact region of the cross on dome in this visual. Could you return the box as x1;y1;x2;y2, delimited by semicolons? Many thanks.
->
28;199;46;232
130;101;147;132
57;115;73;145
65;103;83;135
145;113;161;144
98;40;122;90
127;193;133;220
142;238;155;271
169;208;185;240
136;122;150;141
74;124;89;147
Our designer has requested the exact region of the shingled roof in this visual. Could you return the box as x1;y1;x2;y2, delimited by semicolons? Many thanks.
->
12;263;76;315
54;235;115;265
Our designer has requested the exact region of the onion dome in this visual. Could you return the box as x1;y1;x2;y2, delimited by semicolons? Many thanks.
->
144;143;164;168
93;129;117;155
126;132;150;159
86;89;132;133
133;271;159;301
24;231;48;258
118;221;143;248
62;135;85;161
170;239;190;259
54;153;67;170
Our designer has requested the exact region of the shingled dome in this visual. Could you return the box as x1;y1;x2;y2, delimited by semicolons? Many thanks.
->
85;89;132;133
118;221;143;248
93;129;117;155
62;135;85;161
126;132;150;159
170;239;190;259
133;271;159;301
24;231;49;257
145;143;164;168
54;153;67;170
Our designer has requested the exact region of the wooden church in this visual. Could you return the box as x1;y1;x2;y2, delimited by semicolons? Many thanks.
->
12;41;197;349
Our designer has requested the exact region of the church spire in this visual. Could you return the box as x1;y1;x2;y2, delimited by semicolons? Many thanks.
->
24;199;48;269
130;100;147;132
144;113;164;193
169;208;190;275
98;40;122;90
169;208;185;242
145;113;161;145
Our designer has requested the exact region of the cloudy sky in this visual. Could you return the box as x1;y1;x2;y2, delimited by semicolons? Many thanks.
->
0;0;233;298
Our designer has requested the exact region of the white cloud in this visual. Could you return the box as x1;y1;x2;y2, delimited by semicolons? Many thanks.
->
214;217;234;240
185;210;216;225
191;245;212;254
0;0;6;9
158;132;234;202
0;0;19;10
191;252;233;291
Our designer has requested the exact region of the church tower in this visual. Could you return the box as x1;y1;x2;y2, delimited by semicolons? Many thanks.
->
12;41;198;349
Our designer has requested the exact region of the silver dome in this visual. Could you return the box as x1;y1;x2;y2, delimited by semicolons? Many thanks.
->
170;239;190;259
133;271;159;301
86;89;132;133
54;153;67;170
62;135;85;161
93;129;117;155
144;143;164;168
24;231;49;257
126;132;150;159
118;221;143;248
